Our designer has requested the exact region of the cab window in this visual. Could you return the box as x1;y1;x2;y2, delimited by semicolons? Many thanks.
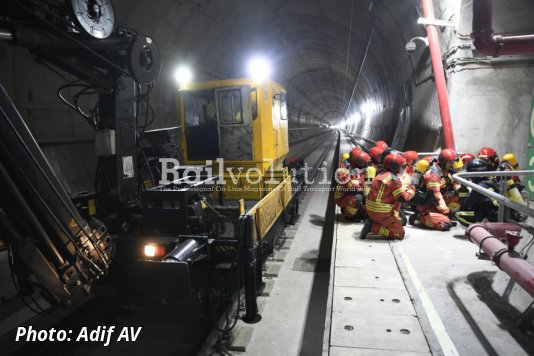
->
251;89;258;120
219;89;243;124
280;93;288;120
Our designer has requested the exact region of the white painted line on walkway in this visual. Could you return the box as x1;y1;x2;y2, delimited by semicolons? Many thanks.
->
396;242;459;356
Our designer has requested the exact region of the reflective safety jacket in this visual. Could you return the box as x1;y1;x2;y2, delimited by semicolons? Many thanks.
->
420;165;450;214
335;167;364;200
460;178;499;211
366;170;415;214
401;165;414;187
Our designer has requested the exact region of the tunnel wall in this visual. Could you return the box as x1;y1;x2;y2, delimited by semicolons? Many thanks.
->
450;0;534;165
0;45;97;194
405;0;534;166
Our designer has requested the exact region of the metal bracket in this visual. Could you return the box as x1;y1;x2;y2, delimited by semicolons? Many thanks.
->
417;17;455;28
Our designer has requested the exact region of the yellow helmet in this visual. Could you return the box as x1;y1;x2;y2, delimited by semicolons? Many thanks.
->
452;157;464;172
365;165;376;180
502;153;518;169
415;159;430;173
342;153;350;162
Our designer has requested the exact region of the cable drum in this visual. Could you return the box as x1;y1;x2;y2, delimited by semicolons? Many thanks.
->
128;36;161;84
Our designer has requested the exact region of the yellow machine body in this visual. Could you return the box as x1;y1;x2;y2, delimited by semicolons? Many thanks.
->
178;78;290;201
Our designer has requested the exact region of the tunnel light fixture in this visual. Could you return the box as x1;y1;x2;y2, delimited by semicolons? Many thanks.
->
247;57;272;83
349;112;361;124
174;66;193;87
361;102;373;117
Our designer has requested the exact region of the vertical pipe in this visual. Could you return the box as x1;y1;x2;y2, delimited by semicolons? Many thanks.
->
421;0;455;149
242;214;261;323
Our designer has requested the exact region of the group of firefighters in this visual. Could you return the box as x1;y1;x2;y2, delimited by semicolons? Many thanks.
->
335;141;523;240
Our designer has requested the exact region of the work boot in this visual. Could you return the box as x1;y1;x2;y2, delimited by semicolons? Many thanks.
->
400;209;407;226
360;219;372;239
408;212;419;226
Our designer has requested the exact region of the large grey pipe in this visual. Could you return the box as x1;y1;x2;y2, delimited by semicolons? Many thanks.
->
0;29;13;41
163;239;199;263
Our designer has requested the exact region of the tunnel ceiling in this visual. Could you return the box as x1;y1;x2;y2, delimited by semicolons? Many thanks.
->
113;0;424;138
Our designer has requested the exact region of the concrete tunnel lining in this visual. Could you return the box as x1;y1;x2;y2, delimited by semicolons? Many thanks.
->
111;0;422;140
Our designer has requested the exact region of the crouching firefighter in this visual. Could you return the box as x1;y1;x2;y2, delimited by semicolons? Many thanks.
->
361;153;415;239
335;150;371;220
453;159;499;226
415;148;459;231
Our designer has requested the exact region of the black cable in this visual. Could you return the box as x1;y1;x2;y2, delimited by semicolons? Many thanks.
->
136;139;155;188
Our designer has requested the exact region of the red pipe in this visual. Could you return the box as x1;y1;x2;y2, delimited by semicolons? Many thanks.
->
474;221;522;239
466;223;534;298
421;0;455;149
472;0;534;56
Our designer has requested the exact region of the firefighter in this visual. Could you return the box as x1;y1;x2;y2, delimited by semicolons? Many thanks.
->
340;152;351;169
375;140;389;150
401;151;418;186
416;148;458;231
498;153;526;221
452;156;464;173
478;147;499;170
399;150;418;225
407;159;430;226
454;159;499;226
335;151;370;220
460;153;475;165
499;153;521;183
369;146;384;170
500;153;519;171
361;152;415;239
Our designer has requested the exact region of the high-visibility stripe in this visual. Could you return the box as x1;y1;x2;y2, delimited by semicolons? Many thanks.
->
345;206;358;216
365;200;393;212
456;215;471;226
426;182;441;189
376;183;386;202
426;220;434;228
392;187;404;197
448;203;460;210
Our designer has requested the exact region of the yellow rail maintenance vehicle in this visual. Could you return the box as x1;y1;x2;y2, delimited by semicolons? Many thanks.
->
176;77;300;240
139;77;302;323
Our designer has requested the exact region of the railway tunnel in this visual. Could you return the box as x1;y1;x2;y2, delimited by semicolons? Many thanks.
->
1;0;534;355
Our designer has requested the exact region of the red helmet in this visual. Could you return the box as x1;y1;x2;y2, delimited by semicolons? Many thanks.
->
460;153;475;164
403;151;418;166
351;147;362;158
478;147;499;168
375;141;389;150
438;148;457;165
383;153;406;174
369;146;384;164
352;151;371;168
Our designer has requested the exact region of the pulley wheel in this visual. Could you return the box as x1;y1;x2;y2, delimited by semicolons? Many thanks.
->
128;36;161;84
